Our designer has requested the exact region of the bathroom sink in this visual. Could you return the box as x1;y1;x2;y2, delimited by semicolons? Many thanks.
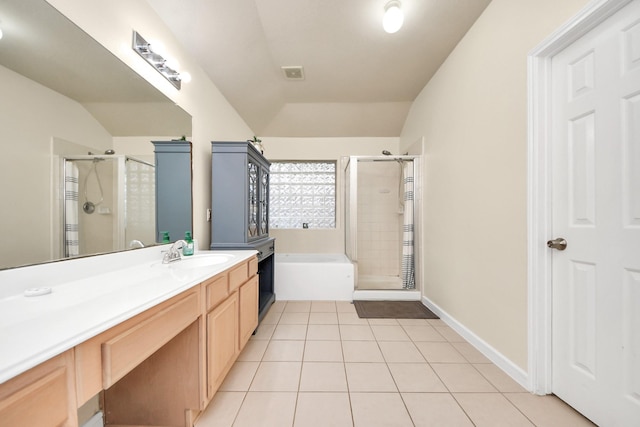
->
169;253;235;269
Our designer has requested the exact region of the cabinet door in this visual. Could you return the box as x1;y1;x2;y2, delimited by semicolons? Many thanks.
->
247;160;259;240
0;351;77;427
239;275;259;349
259;165;269;237
207;292;239;398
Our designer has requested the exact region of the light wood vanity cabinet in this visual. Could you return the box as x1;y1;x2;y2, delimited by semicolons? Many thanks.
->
102;291;200;389
0;255;259;427
203;255;259;401
0;350;77;427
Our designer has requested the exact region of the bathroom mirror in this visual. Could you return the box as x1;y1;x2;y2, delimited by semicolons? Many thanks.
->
0;0;192;270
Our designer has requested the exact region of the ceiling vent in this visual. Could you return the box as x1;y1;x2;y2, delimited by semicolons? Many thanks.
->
281;66;305;80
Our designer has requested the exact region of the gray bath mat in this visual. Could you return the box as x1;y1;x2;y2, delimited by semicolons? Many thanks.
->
354;300;439;319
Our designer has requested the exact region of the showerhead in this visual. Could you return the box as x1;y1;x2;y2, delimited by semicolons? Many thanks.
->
104;149;115;155
382;150;392;156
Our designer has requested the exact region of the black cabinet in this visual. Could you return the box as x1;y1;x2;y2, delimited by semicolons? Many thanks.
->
211;141;275;321
152;141;193;243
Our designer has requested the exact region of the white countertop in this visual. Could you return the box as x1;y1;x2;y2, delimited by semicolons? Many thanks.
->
0;247;256;384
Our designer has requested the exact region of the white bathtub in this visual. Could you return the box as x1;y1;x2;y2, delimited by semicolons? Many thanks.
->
275;253;354;301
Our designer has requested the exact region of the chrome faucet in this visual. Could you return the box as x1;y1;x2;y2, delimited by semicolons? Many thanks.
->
129;239;145;248
162;240;187;264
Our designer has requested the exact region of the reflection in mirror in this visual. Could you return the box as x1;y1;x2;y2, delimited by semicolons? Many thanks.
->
0;0;192;270
62;155;155;258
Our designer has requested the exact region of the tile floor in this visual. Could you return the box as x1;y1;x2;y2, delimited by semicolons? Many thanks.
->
195;300;595;427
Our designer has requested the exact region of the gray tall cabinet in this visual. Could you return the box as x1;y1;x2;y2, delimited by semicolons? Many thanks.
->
152;141;193;243
211;141;275;321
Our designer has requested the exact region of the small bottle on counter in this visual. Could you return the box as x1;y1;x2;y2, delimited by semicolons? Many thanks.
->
161;231;171;243
183;231;194;256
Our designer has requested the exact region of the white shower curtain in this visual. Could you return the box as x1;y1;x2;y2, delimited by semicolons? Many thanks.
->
401;162;415;289
64;161;79;257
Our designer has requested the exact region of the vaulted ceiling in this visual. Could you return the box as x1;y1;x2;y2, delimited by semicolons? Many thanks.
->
148;0;492;137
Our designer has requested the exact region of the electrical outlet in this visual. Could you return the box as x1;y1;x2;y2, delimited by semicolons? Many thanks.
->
206;208;211;222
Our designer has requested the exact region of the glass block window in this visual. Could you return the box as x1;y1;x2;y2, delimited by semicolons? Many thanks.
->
270;161;336;229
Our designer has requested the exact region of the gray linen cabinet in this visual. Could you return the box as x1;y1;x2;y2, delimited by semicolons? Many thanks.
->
211;141;275;321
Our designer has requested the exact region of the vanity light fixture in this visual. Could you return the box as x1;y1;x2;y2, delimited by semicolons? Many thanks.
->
132;30;182;90
383;0;404;34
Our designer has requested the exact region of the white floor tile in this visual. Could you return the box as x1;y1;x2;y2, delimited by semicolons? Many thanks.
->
453;393;534;426
262;340;305;361
294;392;352;427
249;361;302;392
195;392;245;427
200;300;592;427
388;363;448;392
345;363;397;392
402;393;474;427
350;392;413;427
233;392;297;427
299;362;348;392
303;340;344;362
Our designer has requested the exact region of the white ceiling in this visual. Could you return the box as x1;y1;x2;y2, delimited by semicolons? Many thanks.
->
147;0;492;137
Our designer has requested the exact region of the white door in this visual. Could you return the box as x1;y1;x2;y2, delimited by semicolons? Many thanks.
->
551;1;640;425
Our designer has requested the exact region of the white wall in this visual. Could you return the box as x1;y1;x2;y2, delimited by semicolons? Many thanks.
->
399;0;590;370
0;65;113;268
262;137;399;253
46;0;254;249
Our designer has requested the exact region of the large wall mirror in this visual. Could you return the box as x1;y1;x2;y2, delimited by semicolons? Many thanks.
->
0;0;192;270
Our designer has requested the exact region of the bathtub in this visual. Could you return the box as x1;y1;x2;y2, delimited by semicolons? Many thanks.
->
275;253;354;301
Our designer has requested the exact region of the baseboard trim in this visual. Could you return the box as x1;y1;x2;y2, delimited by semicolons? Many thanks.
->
421;295;531;391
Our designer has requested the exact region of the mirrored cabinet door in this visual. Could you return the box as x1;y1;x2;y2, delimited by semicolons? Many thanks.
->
259;165;269;236
248;160;259;239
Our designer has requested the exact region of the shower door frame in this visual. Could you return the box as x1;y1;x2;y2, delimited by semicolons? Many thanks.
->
344;155;422;293
61;155;154;258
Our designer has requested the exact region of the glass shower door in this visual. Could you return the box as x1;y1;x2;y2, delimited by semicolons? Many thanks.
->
345;156;418;291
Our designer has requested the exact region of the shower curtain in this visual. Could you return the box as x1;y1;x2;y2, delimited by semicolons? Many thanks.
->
401;162;415;289
64;162;80;257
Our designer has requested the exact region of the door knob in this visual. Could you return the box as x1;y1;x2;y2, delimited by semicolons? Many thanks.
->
547;238;567;251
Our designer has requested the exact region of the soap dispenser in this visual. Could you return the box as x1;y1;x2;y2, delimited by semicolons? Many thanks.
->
161;231;171;243
183;231;194;256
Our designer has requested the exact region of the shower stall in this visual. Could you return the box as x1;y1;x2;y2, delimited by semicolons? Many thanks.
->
345;155;421;300
62;155;155;258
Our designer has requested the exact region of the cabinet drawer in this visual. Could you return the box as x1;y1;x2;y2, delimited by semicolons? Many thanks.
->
205;273;229;311
102;292;199;388
229;261;249;292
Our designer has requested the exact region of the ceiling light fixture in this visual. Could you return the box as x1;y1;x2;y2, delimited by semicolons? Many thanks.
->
132;30;183;90
383;1;404;34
